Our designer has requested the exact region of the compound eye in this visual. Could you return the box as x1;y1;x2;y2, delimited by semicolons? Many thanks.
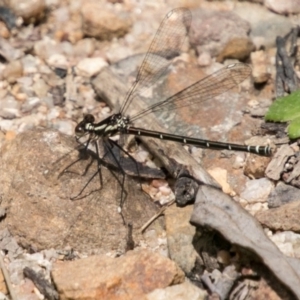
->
75;124;85;137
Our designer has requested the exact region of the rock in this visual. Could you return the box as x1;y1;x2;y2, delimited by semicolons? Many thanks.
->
8;0;46;24
0;229;23;261
233;2;293;48
246;202;268;215
216;37;255;62
264;0;300;14
52;249;185;299
32;77;49;98
34;38;60;62
197;51;212;67
265;145;295;181
20;96;41;113
76;57;108;77
54;18;83;44
268;182;300;208
269;231;300;258
0;268;8;295
217;250;231;265
256;201;300;232
240;178;273;203
250;50;270;83
4;130;16;141
189;9;251;58
0;95;20;119
0;37;23;62
21;55;38;74
208;167;235;196
13;278;41;299
2;60;23;84
0;21;10;39
105;43;133;63
8;252;52;285
47;53;68;69
73;38;95;58
147;279;207;300
81;2;132;40
243;154;270;179
0;128;163;253
165;204;198;274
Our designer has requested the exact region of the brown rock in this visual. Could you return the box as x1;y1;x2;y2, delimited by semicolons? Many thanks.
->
2;60;23;84
0;269;8;295
216;37;255;62
0;21;10;39
250;50;270;84
8;0;45;24
243;155;270;179
265;145;294;181
5;130;16;141
256;200;300;232
52;249;185;300
81;2;132;40
0;128;163;253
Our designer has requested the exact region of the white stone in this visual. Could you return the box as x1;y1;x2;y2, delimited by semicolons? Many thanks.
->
47;53;68;68
147;279;207;300
240;178;273;203
76;57;108;77
270;231;300;257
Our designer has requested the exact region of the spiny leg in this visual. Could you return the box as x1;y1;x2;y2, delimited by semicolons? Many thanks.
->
105;140;128;225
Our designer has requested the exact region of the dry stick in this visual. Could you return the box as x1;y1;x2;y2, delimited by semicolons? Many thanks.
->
140;200;175;233
0;251;18;300
23;267;59;300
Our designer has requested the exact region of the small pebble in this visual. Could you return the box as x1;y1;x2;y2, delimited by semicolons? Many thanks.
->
2;60;23;83
9;0;46;23
240;178;273;203
76;57;108;77
217;250;231;265
152;179;168;188
47;53;68;69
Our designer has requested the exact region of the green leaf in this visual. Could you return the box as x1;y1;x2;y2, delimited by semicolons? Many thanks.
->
288;117;300;139
265;90;300;122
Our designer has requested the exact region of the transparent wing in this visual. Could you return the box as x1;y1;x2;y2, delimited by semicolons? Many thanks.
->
120;7;192;115
130;63;251;122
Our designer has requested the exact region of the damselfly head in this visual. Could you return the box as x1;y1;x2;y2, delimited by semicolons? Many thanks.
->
75;114;95;137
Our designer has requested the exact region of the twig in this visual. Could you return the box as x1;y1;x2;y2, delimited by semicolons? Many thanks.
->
23;267;59;300
0;251;18;300
140;200;175;233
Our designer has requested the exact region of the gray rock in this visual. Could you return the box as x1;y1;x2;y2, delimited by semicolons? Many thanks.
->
268;182;300;208
240;178;274;203
189;9;251;58
165;205;198;274
234;2;293;48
